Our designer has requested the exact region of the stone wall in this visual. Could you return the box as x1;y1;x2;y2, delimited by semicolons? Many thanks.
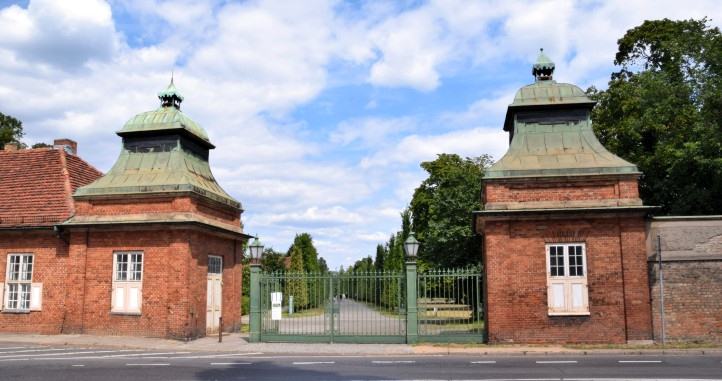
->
647;217;722;343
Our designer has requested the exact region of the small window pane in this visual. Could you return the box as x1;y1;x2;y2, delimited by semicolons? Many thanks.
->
549;246;565;277
569;245;584;276
208;256;222;274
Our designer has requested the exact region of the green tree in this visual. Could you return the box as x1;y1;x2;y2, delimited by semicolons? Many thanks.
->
0;112;25;149
288;233;320;273
589;18;722;215
32;142;51;148
285;246;308;308
317;257;329;273
260;248;286;273
409;153;492;268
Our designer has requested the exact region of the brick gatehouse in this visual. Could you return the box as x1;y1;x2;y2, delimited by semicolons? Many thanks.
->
0;81;250;339
475;50;655;344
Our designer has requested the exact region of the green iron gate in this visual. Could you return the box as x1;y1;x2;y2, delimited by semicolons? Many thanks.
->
259;271;406;343
250;263;484;344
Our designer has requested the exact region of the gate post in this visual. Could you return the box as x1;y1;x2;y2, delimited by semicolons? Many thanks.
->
249;264;262;343
405;261;418;344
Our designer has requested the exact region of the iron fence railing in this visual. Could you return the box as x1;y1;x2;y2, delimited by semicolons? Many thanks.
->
417;267;484;340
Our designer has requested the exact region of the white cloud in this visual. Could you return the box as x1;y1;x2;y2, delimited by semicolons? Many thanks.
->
330;117;415;147
361;127;507;168
0;0;119;70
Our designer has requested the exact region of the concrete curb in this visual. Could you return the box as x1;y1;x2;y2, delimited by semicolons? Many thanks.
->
0;334;720;356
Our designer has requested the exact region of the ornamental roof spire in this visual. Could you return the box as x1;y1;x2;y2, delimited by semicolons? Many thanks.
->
157;73;184;109
532;48;555;81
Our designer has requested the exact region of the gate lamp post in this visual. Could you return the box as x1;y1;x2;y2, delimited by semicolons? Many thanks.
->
404;232;420;261
248;235;264;264
248;235;264;343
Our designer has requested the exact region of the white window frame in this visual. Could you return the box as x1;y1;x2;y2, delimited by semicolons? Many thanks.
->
545;243;589;316
111;251;143;315
2;254;42;312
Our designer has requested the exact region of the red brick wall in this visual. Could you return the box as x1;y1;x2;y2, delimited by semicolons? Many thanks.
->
482;216;652;343
0;230;67;334
56;227;242;339
649;261;722;342
484;176;641;207
189;231;243;335
75;195;240;227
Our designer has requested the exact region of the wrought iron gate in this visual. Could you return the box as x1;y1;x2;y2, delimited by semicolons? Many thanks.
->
250;264;484;343
259;271;406;343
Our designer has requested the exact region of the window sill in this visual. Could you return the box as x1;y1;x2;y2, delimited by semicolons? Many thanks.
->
1;309;31;314
110;311;142;316
548;311;590;316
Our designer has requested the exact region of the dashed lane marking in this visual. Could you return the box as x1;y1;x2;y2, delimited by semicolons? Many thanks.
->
617;360;663;363
71;364;85;367
535;360;578;364
372;360;416;364
471;361;497;364
210;362;253;365
292;361;335;365
126;363;170;366
173;352;263;359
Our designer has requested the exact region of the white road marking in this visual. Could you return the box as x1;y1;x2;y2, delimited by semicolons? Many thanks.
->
210;362;252;365
71;364;85;367
535;360;578;364
0;349;126;359
372;360;416;364
126;363;170;366
0;348;66;355
0;346;32;350
173;352;263;359
470;360;497;364
292;361;335;365
0;358;28;362
617;360;663;363
32;351;189;360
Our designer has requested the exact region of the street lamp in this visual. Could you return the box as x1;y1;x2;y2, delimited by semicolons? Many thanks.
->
404;232;420;260
248;235;264;264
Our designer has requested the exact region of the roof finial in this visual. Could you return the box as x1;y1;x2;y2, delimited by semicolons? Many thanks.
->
533;48;555;81
158;74;184;110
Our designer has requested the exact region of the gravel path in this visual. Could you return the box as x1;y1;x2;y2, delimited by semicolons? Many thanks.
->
270;299;405;336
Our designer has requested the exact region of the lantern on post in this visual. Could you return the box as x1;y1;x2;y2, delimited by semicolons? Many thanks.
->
404;232;420;261
248;235;264;264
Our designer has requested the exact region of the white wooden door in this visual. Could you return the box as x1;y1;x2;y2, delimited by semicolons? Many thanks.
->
206;256;223;334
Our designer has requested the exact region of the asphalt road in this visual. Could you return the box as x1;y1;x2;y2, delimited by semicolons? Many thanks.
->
0;344;720;380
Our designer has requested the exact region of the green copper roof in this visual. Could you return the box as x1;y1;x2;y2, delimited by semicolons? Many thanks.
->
74;147;240;208
118;106;212;146
488;51;639;180
509;80;595;108
485;119;640;179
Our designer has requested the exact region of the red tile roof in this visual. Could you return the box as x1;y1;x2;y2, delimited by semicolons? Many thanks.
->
0;148;102;227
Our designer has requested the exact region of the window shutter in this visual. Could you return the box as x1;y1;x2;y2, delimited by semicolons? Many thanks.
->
112;284;125;312
569;281;588;312
30;283;43;311
127;284;141;313
548;282;566;313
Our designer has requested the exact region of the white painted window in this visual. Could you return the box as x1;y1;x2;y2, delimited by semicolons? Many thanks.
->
545;243;589;316
2;254;42;312
111;252;143;314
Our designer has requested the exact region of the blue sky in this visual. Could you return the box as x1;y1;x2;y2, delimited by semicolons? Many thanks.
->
1;0;721;269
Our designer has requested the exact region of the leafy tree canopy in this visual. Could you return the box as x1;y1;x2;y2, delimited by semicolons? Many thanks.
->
589;18;722;214
409;153;492;268
0;112;25;149
260;248;286;273
287;233;320;273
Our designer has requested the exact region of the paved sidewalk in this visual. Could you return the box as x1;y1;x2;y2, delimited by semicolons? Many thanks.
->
0;333;720;356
